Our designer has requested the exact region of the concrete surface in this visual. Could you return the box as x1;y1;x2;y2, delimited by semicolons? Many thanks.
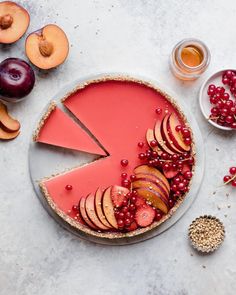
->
0;0;236;294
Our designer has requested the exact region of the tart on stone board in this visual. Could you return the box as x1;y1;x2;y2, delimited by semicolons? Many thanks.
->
33;76;195;239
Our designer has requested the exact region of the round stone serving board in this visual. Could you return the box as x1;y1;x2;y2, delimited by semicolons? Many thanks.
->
29;73;205;246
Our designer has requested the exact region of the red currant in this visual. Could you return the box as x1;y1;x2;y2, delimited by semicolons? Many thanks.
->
65;184;73;190
129;203;136;211
209;84;216;90
124;218;131;226
232;180;236;187
125;211;131;219
188;157;194;165
225;115;234;124
122;198;128;207
122;206;129;213
161;152;169;160
122;179;130;188
121;159;129;166
168;199;175;208
229;167;236;175
184;171;193;179
117;219;124;228
130;196;137;203
175;125;182;132
138;153;146;160
226;70;233;78
138;141;144;148
211;107;219;116
72;205;78;211
178;182;185;190
182;128;191;138
121;173;127;179
155;212;162;221
155;108;162;115
223;93;230;100
118;212;125;219
150;140;158;147
223;175;231;183
231;122;236;129
184;137;192;145
152;151;158;158
130;174;137;181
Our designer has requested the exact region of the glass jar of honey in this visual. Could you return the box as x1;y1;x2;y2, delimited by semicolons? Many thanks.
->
170;38;210;80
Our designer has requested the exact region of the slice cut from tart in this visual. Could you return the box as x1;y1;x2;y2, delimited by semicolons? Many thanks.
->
33;101;106;156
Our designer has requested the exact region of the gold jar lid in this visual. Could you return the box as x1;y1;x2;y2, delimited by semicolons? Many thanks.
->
188;215;225;253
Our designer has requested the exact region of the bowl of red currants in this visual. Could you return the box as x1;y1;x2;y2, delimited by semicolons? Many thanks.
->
199;69;236;130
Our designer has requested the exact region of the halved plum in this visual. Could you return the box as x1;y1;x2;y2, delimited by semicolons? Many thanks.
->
0;1;30;44
135;188;169;214
154;118;175;155
168;113;190;152
102;187;118;229
146;128;161;154
25;24;69;70
161;114;183;154
79;196;99;230
85;193;110;230
134;165;170;191
94;188;113;229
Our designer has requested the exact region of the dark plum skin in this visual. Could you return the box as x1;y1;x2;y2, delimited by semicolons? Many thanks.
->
0;58;35;102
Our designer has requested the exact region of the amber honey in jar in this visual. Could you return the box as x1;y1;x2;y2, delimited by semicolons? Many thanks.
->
170;39;210;80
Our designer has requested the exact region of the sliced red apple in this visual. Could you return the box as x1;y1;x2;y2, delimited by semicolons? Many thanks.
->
146;128;162;154
85;193;110;230
161;114;183;154
154;119;175;155
132;178;169;201
102;187;118;229
79;196;99;230
94;188;113;229
134;165;170;191
168;113;190;152
135;188;169;214
111;185;129;208
135;173;170;195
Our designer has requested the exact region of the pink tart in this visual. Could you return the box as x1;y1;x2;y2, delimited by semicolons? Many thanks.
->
36;76;196;239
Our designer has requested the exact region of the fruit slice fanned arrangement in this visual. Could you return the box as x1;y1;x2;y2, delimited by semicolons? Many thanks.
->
35;77;195;238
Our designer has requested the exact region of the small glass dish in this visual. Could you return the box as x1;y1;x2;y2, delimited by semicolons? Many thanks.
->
170;38;211;80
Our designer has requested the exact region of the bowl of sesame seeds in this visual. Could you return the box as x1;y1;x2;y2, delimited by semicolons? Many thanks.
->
188;215;225;253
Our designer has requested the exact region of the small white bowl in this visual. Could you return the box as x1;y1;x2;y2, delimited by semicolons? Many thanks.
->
199;69;235;131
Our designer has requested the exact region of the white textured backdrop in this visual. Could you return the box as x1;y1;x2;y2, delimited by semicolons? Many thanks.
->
0;1;236;294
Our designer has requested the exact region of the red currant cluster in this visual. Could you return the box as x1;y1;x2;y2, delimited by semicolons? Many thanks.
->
114;191;138;231
175;125;192;146
120;173;137;188
223;166;236;187
207;72;236;128
170;172;192;199
138;149;194;172
222;70;236;96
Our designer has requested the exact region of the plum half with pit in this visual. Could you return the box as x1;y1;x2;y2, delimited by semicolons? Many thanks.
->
0;58;35;102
